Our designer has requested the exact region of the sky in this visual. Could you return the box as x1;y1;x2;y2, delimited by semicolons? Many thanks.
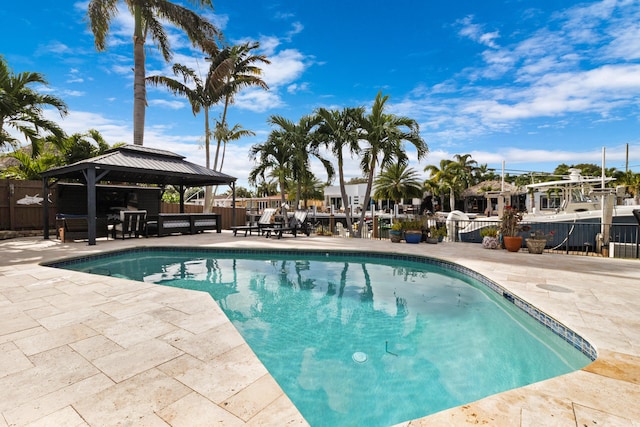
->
2;0;640;189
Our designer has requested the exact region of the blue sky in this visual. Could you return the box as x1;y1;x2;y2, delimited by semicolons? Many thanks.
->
2;0;640;189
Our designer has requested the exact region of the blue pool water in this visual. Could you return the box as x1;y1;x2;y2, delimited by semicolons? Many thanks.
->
56;249;592;427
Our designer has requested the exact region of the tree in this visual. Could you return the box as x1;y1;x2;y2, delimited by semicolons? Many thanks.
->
453;153;477;189
315;106;365;234
254;179;279;197
87;0;220;146
0;56;67;156
1;150;60;180
148;41;269;210
211;42;270;174
553;163;604;178
266;114;334;210
213;121;255;176
287;174;325;208
60;129;111;164
424;159;463;211
358;92;428;235
248;128;295;209
472;163;499;183
373;162;423;206
616;170;640;203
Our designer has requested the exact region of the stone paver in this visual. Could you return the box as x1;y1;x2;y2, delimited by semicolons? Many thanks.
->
0;232;638;426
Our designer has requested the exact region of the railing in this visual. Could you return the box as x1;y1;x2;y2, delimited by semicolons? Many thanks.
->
312;214;640;259
415;218;640;259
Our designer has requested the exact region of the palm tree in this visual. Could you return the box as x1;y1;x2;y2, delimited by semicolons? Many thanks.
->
373;162;423;207
285;173;324;208
453;153;477;189
60;129;111;164
248;130;295;209
358;92;428;235
0;56;67;156
254;179;279;197
87;0;220;146
147;50;233;211
1;150;60;180
424;159;463;211
211;42;270;173
314;106;365;234
616;170;640;204
214;121;255;176
267;114;334;210
473;163;499;183
147;53;232;162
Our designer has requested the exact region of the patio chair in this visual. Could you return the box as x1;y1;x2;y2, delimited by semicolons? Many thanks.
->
336;222;349;238
231;208;276;236
113;210;147;239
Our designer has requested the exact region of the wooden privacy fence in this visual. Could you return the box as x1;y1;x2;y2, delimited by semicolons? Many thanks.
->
0;179;57;230
0;180;244;231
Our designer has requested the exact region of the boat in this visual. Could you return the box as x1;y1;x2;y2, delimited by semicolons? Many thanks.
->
455;169;640;251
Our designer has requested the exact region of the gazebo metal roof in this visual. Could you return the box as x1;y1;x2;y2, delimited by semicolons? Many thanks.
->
41;144;236;187
41;144;237;245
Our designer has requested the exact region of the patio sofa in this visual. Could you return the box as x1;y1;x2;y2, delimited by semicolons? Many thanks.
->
56;214;109;242
146;213;221;237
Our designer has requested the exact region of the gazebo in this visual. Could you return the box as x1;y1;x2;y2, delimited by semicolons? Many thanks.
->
41;144;237;245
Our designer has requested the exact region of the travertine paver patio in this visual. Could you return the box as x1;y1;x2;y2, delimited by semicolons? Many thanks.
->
0;232;638;426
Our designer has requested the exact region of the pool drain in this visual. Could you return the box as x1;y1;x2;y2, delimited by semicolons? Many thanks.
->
352;352;367;363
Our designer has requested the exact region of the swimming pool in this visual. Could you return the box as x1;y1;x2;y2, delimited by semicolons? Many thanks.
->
52;248;593;427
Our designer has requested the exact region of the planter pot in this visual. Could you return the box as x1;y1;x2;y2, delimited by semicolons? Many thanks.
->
526;238;546;254
503;236;523;252
404;231;422;244
482;236;499;249
389;230;403;243
426;237;439;244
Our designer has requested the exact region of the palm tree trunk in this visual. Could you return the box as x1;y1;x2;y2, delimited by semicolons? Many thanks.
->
213;89;231;172
338;157;354;234
449;187;455;211
358;160;377;238
132;6;146;146
204;106;212;213
211;91;231;202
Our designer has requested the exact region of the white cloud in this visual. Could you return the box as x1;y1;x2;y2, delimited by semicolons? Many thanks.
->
258;35;281;56
457;15;500;48
148;99;186;110
262;49;308;88
234;89;284;112
62;90;85;97
287;82;309;94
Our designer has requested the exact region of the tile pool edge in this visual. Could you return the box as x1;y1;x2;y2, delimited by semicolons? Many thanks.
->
43;246;597;361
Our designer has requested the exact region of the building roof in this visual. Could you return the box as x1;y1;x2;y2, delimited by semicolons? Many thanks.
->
41;144;236;187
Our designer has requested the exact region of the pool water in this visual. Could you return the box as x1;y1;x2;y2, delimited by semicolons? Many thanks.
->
60;250;591;427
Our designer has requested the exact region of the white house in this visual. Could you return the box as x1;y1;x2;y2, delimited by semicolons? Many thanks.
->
323;183;371;212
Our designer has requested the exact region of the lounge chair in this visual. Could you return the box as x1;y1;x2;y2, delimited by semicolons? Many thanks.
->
231;208;277;236
263;210;310;239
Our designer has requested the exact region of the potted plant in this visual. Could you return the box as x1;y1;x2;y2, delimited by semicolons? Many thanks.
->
526;229;554;254
427;225;447;243
480;226;499;249
389;222;403;243
499;206;526;252
403;220;424;244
